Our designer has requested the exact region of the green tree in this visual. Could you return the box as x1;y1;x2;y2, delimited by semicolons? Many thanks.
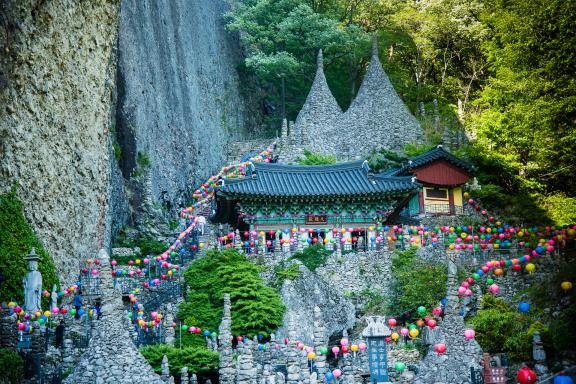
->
178;249;284;340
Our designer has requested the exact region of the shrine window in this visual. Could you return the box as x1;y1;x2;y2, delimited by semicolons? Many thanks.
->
425;188;448;200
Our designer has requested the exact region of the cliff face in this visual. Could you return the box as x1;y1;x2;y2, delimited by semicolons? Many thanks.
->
0;0;255;285
115;0;252;221
0;0;120;285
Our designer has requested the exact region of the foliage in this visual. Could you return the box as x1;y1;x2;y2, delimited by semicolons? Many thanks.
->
168;219;179;231
272;262;302;289
0;348;23;384
112;229;169;257
113;143;122;161
539;193;576;226
290;243;331;272
178;249;284;340
472;298;555;361
402;143;435;158
0;188;59;305
137;151;151;169
387;247;446;318
227;0;575;216
140;344;218;379
296;149;337;165
471;0;576;195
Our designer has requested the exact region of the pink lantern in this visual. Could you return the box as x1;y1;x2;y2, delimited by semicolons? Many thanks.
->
458;286;466;295
51;307;59;314
333;369;342;378
358;342;367;352
143;258;149;265
332;346;340;357
427;319;437;329
489;284;500;294
400;328;409;336
18;323;26;331
340;338;349;347
464;329;476;340
111;260;117;266
306;346;314;353
432;307;442;316
465;289;473;296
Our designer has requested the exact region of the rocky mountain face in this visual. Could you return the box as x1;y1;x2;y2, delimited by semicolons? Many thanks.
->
0;0;256;286
114;0;255;227
0;0;120;285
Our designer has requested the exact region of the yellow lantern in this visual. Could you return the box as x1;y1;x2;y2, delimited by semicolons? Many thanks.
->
525;263;535;274
561;281;573;291
307;352;316;360
292;227;298;233
44;310;51;318
449;244;455;250
168;270;173;277
135;259;141;265
135;288;140;294
341;228;346;234
259;231;265;237
351;344;359;352
463;191;470;198
461;232;467;239
409;328;419;338
199;243;205;249
391;332;400;341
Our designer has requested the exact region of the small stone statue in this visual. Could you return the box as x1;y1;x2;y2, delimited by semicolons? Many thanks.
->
51;284;58;310
23;248;42;313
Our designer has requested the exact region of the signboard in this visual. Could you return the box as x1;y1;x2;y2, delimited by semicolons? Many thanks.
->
305;215;327;224
367;336;388;382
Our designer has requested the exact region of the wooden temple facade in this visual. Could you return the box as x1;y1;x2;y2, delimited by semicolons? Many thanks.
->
212;160;419;245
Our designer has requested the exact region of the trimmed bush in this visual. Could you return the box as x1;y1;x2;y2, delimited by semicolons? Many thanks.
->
178;249;284;341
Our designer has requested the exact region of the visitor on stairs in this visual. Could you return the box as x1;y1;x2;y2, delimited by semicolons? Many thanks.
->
74;291;83;320
55;320;65;348
197;215;206;235
94;298;102;320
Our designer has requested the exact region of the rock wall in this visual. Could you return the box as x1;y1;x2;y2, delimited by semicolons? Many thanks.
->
115;0;255;217
0;0;120;285
0;0;256;286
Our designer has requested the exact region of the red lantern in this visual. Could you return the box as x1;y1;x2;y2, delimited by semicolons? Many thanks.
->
435;343;446;354
385;337;392;343
516;367;537;384
341;345;349;353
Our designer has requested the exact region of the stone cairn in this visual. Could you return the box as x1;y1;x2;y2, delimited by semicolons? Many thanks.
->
219;293;235;384
413;250;483;384
63;249;164;384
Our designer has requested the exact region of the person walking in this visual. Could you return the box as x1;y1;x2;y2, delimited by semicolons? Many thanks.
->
94;298;102;320
55;320;65;348
74;291;83;320
197;215;206;235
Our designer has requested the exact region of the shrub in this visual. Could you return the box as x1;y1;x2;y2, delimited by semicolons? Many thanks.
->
140;344;218;379
0;188;59;305
387;247;446;318
0;348;24;383
296;149;336;165
178;249;284;340
272;262;302;289
113;143;122;161
290;244;330;272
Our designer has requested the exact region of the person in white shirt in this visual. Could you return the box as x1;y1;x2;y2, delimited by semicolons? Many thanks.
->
197;215;206;235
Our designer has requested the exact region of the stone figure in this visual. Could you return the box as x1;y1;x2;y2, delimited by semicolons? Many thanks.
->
362;316;391;337
23;248;42;313
51;284;58;310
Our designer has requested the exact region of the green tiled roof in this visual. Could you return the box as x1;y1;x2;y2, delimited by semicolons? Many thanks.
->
217;160;418;198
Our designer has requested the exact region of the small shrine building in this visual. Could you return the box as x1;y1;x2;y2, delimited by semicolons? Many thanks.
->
212;160;419;245
390;145;475;217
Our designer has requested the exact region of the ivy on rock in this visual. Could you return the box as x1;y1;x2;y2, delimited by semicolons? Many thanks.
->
0;188;59;305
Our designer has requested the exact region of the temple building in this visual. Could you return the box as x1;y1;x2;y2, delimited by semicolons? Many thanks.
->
390;145;475;217
212;160;419;245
